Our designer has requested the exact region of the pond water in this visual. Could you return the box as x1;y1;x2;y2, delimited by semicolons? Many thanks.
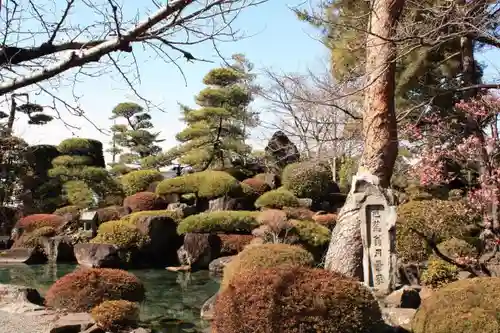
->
0;264;220;333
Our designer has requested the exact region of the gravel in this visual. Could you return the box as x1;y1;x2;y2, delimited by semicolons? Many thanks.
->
0;308;56;333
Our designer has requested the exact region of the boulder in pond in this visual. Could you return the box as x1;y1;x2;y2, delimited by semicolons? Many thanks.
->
74;243;122;268
209;255;235;277
0;247;46;264
134;213;183;267
177;233;221;270
42;236;75;262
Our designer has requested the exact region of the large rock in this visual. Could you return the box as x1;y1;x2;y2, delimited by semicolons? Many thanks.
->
207;196;239;212
166;202;197;217
177;233;221;269
74;243;122;268
200;293;217;321
264;131;300;173
135;213;183;267
384;285;421;309
0;248;46;264
42;236;75;262
381;307;416;332
49;312;95;333
208;255;235;277
0;284;43;305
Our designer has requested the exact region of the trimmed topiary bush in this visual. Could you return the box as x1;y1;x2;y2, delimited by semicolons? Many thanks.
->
97;205;128;223
214;266;385;333
241;178;271;196
91;300;139;331
221;243;314;290
53;205;81;217
397;199;479;263
219;234;255;256
156;170;241;199
282;162;339;200
177;211;258;234
290;219;331;247
255;189;300;209
312;213;337;229
45;268;145;312
282;207;315;220
122;209;183;225
437;237;478;259
121;170;164;196
13;226;57;249
412;277;500;333
123;192;167;212
420;256;459;289
91;220;150;255
16;214;65;232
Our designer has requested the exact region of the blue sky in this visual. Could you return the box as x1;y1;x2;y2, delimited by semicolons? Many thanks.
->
10;0;500;164
13;0;328;160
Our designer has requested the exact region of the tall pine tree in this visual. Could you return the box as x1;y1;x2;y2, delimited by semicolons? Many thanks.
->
170;57;257;170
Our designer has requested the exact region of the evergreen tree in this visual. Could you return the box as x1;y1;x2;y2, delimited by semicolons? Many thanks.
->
170;57;258;170
108;102;164;173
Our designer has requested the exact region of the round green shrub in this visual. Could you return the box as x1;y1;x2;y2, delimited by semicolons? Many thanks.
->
45;268;145;312
52;155;94;167
282;161;339;199
91;300;139;331
177;211;258;234
221;243;314;290
214;266;385;333
122;209;183;225
156;170;240;199
121;170;164;196
396;199;479;263
290;219;331;247
255;189;300;209
437;237;478;259
63;180;95;208
57;138;105;167
421;256;459;289
91;220;149;251
413;277;500;333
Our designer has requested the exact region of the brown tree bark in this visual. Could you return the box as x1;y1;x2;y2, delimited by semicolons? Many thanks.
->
324;0;404;278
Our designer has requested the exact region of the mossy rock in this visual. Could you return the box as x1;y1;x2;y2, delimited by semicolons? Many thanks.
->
396;199;479;263
255;189;300;209
282;161;339;200
214;266;385;333
177;211;258;234
413;277;500;333
221;243;314;290
156;170;241;199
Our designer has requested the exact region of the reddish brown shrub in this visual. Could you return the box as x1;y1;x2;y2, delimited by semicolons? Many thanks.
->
97;205;129;223
213;266;384;333
282;207;315;220
16;214;65;232
91;300;139;331
45;268;145;312
219;234;254;255
242;178;271;196
123;192;168;212
313;213;337;228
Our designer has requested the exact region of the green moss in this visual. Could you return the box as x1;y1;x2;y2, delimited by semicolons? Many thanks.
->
221;243;314;290
156;170;240;199
255;189;300;209
177;211;258;234
421;256;459;289
413;277;500;333
282;162;338;199
121;170;164;196
123;209;183;225
396;199;479;263
290;220;331;247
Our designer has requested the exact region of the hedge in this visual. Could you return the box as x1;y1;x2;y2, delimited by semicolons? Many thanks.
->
177;211;258;234
255;189;300;209
91;220;150;252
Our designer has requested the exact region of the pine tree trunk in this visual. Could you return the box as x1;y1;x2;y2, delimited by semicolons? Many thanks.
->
324;0;404;278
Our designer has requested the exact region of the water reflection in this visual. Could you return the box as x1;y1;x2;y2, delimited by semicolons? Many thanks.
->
0;264;219;332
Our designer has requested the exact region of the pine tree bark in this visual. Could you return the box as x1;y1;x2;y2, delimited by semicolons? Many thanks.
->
324;0;404;278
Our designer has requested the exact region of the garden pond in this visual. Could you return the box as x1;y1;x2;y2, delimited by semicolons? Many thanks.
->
0;264;219;333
